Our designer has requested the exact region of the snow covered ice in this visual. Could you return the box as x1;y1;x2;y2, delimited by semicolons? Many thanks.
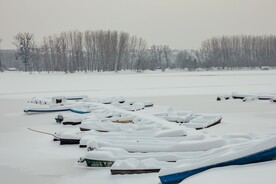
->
0;70;276;184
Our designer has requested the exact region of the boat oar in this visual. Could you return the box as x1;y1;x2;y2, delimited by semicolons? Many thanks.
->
27;128;59;139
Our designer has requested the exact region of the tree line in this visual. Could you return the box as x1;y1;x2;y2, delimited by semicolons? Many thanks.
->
1;32;276;72
12;30;172;72
200;35;276;68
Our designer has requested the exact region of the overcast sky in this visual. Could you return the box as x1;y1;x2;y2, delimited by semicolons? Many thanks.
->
0;0;275;49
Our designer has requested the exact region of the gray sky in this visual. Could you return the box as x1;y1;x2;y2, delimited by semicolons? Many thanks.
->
0;0;276;49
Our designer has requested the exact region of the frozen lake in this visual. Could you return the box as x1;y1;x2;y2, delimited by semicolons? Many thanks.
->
0;70;275;184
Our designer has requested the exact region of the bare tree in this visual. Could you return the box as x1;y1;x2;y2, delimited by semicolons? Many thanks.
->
0;39;3;72
199;35;276;68
163;45;171;70
115;32;129;72
14;33;36;71
135;37;147;72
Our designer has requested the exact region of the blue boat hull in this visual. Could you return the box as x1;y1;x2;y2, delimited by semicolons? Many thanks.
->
24;108;70;113
70;109;91;114
159;146;276;184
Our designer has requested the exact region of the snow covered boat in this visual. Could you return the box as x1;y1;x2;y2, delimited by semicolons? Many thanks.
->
69;103;103;114
216;95;231;101
119;102;145;111
70;108;91;114
143;101;154;107
183;114;222;130
100;97;125;104
154;108;222;129
24;96;73;114
153;108;194;124
270;97;276;103
81;144;213;166
86;136;226;153
79;120;134;132
83;134;259;168
159;135;276;184
57;128;188;146
65;95;88;100
55;128;156;145
110;158;172;175
24;105;71;114
81;149;175;168
79;128;192;148
81;157;115;167
220;92;276;102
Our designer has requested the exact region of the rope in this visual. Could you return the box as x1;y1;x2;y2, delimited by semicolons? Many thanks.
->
27;128;59;139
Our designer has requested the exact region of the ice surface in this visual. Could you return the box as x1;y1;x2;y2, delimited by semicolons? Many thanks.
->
0;70;276;184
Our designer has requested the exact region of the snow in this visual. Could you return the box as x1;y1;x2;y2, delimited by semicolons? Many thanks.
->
153;129;186;137
0;70;276;184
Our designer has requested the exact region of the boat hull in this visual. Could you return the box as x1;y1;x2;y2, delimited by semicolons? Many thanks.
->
59;138;80;145
111;169;160;175
159;146;276;184
62;121;82;125
70;109;91;114
85;159;114;167
24;108;70;113
195;118;222;130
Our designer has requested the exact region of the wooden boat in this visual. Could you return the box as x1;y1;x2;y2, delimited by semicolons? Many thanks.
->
159;135;276;184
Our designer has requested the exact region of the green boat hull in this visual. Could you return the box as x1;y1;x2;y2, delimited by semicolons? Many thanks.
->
85;159;114;167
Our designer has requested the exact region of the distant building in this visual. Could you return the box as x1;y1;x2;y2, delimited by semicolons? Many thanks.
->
7;67;17;71
261;66;271;70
